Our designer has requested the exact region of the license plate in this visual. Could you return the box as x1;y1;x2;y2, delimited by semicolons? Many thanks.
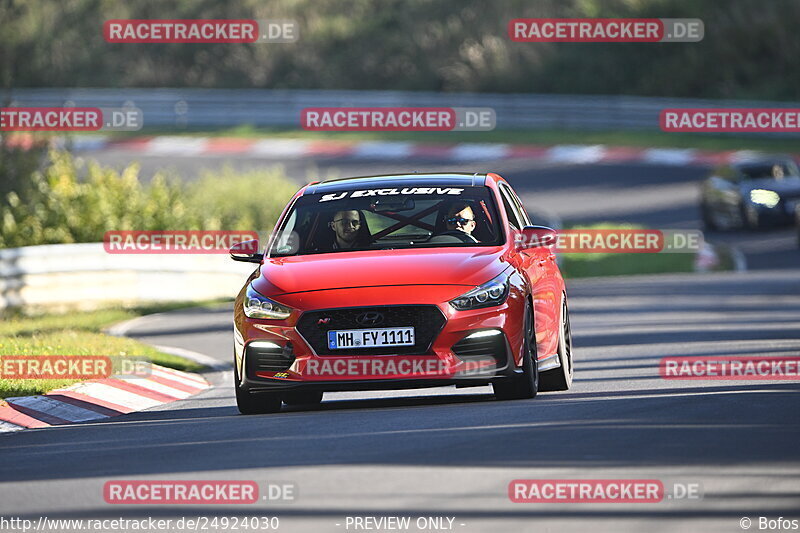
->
328;327;415;349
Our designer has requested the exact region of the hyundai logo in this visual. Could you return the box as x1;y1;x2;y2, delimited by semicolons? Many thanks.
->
355;311;384;326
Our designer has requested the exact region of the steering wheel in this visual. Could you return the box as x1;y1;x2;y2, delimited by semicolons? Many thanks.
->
436;230;479;243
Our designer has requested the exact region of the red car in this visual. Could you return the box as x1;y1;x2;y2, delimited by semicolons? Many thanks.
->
230;173;573;414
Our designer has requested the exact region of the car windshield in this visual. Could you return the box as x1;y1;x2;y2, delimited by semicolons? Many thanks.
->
739;162;799;180
269;185;503;256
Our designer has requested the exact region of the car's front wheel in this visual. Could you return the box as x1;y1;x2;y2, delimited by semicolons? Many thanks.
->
741;204;761;230
700;202;719;231
493;301;538;400
793;204;800;247
539;295;574;391
234;363;282;414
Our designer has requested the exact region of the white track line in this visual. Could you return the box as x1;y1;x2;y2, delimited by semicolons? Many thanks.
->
152;344;229;371
352;141;413;159
547;144;606;164
642;148;696;165
146;137;209;156
451;143;511;161
248;139;310;157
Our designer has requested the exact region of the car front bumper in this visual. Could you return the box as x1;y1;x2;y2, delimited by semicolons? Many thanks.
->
234;291;528;393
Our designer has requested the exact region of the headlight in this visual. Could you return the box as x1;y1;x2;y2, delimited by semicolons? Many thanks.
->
450;272;510;311
750;189;780;208
243;284;292;319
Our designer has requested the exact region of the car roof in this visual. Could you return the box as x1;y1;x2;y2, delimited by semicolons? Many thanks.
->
304;173;489;195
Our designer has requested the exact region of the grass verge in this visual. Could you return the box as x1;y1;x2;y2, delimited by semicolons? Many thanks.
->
0;302;222;399
561;251;694;278
559;223;729;278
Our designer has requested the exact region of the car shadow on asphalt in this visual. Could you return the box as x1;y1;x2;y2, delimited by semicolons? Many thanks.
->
2;382;800;482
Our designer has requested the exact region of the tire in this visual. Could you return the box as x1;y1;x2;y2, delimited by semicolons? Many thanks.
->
796;209;800;248
282;390;323;406
741;204;760;230
492;301;538;400
234;363;282;415
539;295;574;392
700;202;719;231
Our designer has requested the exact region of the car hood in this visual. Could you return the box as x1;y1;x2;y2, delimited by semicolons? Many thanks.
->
742;176;800;196
253;247;509;296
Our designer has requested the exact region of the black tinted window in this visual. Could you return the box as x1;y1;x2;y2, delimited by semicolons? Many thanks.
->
270;185;503;256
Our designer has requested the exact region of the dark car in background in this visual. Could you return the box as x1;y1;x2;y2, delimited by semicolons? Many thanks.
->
700;157;800;231
795;204;800;247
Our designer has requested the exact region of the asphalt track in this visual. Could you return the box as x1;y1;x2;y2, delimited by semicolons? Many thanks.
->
1;149;799;532
2;270;800;532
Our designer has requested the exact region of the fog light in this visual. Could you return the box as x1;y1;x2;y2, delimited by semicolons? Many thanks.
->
249;341;282;349
465;330;503;339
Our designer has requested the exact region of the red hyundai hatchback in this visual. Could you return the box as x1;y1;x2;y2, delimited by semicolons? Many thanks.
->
230;173;573;414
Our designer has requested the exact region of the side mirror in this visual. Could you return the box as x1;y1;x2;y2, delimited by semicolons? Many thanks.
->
515;226;557;250
229;239;263;263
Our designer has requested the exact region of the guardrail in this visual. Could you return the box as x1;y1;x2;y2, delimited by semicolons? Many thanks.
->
0;243;254;312
6;88;799;135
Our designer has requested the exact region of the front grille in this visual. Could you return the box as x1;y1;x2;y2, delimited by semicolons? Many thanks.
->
246;342;295;376
296;305;446;355
452;332;508;368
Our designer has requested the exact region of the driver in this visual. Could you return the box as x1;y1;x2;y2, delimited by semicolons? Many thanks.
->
445;203;477;238
328;210;368;249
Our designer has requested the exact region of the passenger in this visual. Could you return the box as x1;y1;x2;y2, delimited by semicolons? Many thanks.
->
445;203;477;238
